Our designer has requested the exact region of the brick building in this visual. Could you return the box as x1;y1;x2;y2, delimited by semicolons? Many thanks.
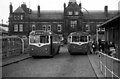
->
8;0;118;39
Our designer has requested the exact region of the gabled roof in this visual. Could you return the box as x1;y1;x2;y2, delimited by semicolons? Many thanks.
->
29;10;64;20
67;2;80;10
14;7;25;13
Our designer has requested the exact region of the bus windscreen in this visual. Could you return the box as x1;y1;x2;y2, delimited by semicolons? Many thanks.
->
72;36;87;42
80;36;87;42
72;36;80;42
30;36;40;43
40;35;49;43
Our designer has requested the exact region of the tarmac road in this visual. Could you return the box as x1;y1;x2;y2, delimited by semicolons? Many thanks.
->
2;45;97;77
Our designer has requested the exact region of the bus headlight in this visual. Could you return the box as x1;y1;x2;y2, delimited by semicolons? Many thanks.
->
32;48;34;50
45;48;48;51
73;46;75;48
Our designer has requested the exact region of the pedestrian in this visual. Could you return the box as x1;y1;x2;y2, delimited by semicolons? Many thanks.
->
98;39;102;52
101;41;105;52
92;42;96;54
108;42;116;57
104;41;109;54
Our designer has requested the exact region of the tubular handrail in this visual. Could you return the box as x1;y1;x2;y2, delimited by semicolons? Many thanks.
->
99;51;120;79
99;51;120;62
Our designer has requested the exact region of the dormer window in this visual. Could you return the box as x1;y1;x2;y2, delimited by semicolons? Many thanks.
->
75;11;79;15
21;15;24;20
68;11;72;15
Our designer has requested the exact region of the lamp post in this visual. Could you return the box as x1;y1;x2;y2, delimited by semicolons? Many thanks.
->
82;7;90;33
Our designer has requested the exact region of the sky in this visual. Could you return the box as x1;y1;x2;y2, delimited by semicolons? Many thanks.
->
0;0;120;25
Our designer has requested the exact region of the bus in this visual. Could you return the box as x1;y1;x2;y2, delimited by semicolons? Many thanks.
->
28;30;61;57
67;31;92;55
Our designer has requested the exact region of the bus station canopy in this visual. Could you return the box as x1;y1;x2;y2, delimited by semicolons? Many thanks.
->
100;15;120;28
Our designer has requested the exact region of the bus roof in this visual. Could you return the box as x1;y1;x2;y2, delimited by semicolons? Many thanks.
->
29;30;58;36
68;31;90;37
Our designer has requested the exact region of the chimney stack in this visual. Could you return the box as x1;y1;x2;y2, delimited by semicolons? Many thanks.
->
104;6;108;18
64;3;66;9
38;5;40;17
9;2;13;15
79;2;82;10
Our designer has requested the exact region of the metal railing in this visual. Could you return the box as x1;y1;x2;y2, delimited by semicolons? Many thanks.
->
99;52;120;79
1;36;29;58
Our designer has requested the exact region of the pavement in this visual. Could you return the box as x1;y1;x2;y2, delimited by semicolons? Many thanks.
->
88;54;105;78
2;54;31;67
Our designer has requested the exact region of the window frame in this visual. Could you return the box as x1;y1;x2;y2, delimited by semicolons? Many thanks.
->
42;25;46;31
86;24;90;31
57;24;62;32
14;24;18;32
47;25;51;31
75;11;79;15
19;24;23;32
68;11;73;15
20;15;24;20
70;20;77;28
32;24;36;31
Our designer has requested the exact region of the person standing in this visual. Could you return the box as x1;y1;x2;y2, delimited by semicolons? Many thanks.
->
92;41;97;54
108;42;116;57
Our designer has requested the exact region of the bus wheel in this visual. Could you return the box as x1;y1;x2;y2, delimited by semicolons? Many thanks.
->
32;56;37;58
85;52;88;55
57;47;60;54
70;52;74;55
49;55;54;58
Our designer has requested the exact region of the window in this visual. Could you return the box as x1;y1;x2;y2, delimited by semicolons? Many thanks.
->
21;15;24;20
86;24;90;31
42;25;46;31
68;11;72;15
14;24;18;32
57;24;62;32
75;11;79;15
47;25;51;31
70;20;77;28
19;24;23;32
32;24;36;31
